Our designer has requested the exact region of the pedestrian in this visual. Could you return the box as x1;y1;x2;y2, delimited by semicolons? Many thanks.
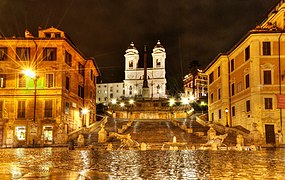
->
68;139;74;150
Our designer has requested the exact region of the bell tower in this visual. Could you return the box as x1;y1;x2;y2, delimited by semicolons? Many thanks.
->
124;42;139;71
152;40;166;69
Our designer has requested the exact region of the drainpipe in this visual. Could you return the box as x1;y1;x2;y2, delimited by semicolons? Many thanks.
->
226;56;231;127
278;32;283;132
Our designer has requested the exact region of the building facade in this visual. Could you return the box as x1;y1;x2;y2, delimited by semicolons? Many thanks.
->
124;41;167;99
205;0;285;145
183;70;208;100
96;82;125;105
95;41;167;105
0;27;99;147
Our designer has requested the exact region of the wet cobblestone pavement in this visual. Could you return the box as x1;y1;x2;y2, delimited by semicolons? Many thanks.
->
1;147;285;179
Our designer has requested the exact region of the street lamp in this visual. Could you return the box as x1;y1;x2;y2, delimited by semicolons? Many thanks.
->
22;69;37;123
129;99;134;115
225;108;229;127
181;97;189;113
81;108;89;127
200;101;206;114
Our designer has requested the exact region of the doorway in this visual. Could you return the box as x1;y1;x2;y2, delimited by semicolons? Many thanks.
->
43;126;53;144
265;124;275;144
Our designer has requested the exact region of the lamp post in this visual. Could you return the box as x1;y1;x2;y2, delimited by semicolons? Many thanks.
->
181;97;189;113
82;108;89;127
200;101;205;114
111;99;117;112
129;99;134;117
225;108;229;127
169;98;175;119
22;69;37;123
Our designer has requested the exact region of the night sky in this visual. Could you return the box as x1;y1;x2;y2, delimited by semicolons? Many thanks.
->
0;0;279;92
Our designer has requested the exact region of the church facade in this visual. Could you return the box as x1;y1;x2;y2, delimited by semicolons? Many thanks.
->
124;41;167;99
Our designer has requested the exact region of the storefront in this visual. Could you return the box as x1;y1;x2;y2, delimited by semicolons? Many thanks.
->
43;126;53;144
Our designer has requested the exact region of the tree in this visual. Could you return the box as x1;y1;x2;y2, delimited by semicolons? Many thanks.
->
188;60;201;97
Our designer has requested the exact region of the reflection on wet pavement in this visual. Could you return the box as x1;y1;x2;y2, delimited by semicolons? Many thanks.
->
0;147;285;179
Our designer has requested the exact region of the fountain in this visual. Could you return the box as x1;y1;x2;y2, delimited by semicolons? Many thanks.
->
202;133;228;150
162;136;187;150
109;132;140;150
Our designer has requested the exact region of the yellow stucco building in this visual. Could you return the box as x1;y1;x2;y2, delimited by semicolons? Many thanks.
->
0;27;99;147
205;1;285;145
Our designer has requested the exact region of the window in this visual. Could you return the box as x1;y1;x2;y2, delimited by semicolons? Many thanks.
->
91;70;93;80
98;90;101;94
263;42;271;56
245;46;250;61
209;72;214;84
246;100;250;112
219;109;221;119
45;33;51;38
230;59;234;72
79;108;82;118
129;86;132;95
0;74;6;88
232;106;235;117
55;33;61;38
237;82;242;93
0;101;3;118
46;74;54;88
218;88;221;100
65;102;70;114
264;70;272;84
0;47;7;60
129;61;133;69
156;59;161;67
231;83;235;96
43;48;57;61
211;113;214;121
265;98;273;110
65;51;72;66
44;100;53;117
210;93;213;103
78;85;84;98
245;74;250;88
217;66;220;77
79;63;84;76
66;76;70;90
17;100;25;118
16;47;30;61
18;74;26;88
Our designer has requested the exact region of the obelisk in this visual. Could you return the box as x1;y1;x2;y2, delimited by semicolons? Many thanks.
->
142;45;149;98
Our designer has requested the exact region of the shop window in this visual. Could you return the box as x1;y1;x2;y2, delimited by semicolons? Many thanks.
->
16;126;26;140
